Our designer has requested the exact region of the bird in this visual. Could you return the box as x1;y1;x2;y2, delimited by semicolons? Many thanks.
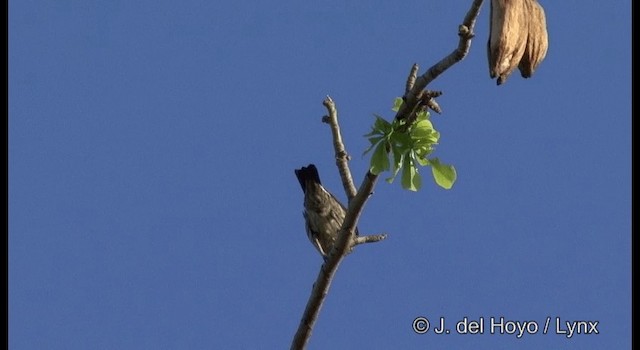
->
294;164;355;258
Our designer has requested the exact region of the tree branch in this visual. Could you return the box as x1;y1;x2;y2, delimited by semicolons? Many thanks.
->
291;2;485;349
395;0;484;121
292;101;382;350
322;97;357;202
354;233;387;246
405;63;419;94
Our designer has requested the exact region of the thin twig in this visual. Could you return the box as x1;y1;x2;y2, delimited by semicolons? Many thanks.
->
322;96;357;201
354;233;387;246
405;63;419;94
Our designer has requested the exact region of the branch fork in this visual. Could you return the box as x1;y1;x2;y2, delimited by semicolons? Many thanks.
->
291;2;485;349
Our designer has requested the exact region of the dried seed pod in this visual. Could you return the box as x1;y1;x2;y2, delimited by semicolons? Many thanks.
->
518;0;548;78
487;0;528;85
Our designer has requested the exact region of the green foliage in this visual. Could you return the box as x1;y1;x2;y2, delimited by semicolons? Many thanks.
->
429;157;457;189
364;98;457;191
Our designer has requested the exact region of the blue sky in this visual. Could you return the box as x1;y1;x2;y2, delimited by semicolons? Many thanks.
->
9;1;630;349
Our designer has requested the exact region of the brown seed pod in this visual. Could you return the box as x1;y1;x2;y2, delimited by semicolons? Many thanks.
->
487;0;528;85
518;0;548;78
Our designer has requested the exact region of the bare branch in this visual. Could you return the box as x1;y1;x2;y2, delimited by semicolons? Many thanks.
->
322;96;358;201
396;0;484;121
405;63;419;94
420;90;444;114
354;233;388;246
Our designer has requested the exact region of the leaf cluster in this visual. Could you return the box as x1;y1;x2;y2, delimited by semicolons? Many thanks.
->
364;98;457;191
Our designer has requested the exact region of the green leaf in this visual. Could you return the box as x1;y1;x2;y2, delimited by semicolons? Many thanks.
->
373;114;391;134
411;119;435;139
363;136;384;156
390;131;412;152
392;97;404;112
413;150;430;166
429;130;440;143
367;97;457;191
391;143;405;170
416;148;433;160
368;135;384;145
401;157;421;191
413;139;437;157
386;144;406;183
416;109;430;121
364;129;380;138
370;141;390;175
430;157;457;189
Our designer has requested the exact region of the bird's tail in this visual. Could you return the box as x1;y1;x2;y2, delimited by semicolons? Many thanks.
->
295;164;322;193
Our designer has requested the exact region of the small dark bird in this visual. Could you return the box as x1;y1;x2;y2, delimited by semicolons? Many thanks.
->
295;164;355;257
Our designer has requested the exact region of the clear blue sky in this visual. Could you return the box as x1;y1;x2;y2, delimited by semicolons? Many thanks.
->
9;1;630;349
